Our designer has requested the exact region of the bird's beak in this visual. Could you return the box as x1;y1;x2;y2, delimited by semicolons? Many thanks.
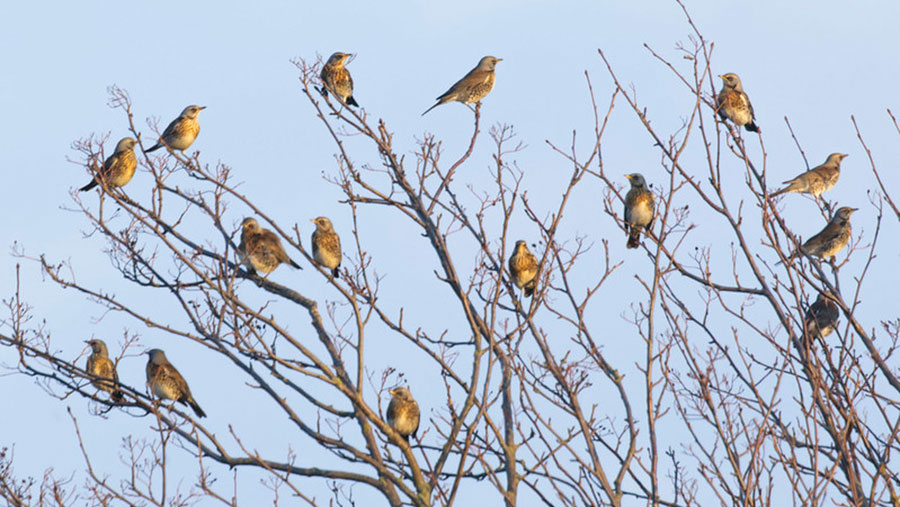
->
841;154;849;159
389;388;397;396
84;340;91;345
199;106;207;110
310;219;316;223
850;207;859;212
496;58;503;62
624;173;633;180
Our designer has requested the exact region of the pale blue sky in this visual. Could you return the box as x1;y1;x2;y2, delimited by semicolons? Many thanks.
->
2;1;899;504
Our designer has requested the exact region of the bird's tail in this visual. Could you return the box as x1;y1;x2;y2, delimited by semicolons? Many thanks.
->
627;228;641;249
289;258;303;270
332;267;340;279
769;187;789;198
346;96;359;107
745;122;761;133
111;389;125;402
524;279;536;298
79;179;98;192
421;102;440;116
187;397;206;418
144;143;162;153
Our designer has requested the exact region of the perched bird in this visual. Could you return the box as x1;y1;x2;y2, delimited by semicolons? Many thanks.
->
144;105;205;153
422;56;502;115
85;339;123;401
311;216;342;278
79;137;139;192
386;387;420;442
508;240;539;297
716;73;760;133
145;348;206;418
771;153;848;198
239;217;302;274
789;206;858;261
624;173;656;249
320;52;358;107
804;292;840;340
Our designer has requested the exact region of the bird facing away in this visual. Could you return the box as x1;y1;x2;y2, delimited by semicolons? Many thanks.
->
422;56;502;115
386;387;420;441
320;52;358;107
311;216;342;278
771;153;848;198
716;73;760;133
145;348;206;418
624;173;656;249
239;217;302;275
508;240;539;297
792;206;858;260
85;339;123;401
79;137;139;192
804;292;840;340
144;105;205;153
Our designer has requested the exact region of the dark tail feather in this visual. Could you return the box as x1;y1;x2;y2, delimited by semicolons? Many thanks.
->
346;96;359;107
422;102;440;116
289;258;303;270
111;389;124;402
524;280;536;298
627;228;641;249
332;267;340;279
745;121;760;133
769;187;786;198
186;397;206;418
144;143;162;153
79;179;98;192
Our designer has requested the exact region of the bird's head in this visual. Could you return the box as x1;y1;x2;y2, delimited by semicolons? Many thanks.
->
625;173;647;188
390;387;413;401
311;216;333;231
181;105;206;119
718;73;742;90
825;153;849;166
85;339;108;355
833;206;858;222
327;52;352;66
478;56;502;71
145;348;167;364
114;137;138;153
241;217;260;233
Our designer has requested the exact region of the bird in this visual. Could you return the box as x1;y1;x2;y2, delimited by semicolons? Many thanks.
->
79;137;138;192
508;240;538;297
144;105;205;153
804;292;840;340
85;339;123;401
311;216;342;278
788;206;858;261
319;52;359;107
624;173;656;249
422;56;502;115
239;217;302;275
771;153;848;198
145;348;206;418
386;387;420;442
716;73;760;133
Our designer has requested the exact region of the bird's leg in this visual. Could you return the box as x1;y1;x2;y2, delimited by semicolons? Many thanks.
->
466;103;477;114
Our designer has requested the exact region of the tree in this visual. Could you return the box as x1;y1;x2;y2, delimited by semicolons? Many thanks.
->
3;5;899;506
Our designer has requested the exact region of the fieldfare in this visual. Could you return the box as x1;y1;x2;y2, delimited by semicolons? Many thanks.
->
789;206;857;261
145;105;205;153
422;56;502;115
508;240;538;297
319;52;359;107
311;216;342;278
624;173;655;249
239;217;302;274
771;153;847;198
804;292;839;340
145;348;206;418
716;73;760;133
80;137;139;192
386;387;420;442
85;339;123;401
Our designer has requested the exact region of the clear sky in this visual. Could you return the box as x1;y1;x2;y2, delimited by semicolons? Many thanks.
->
1;0;899;504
